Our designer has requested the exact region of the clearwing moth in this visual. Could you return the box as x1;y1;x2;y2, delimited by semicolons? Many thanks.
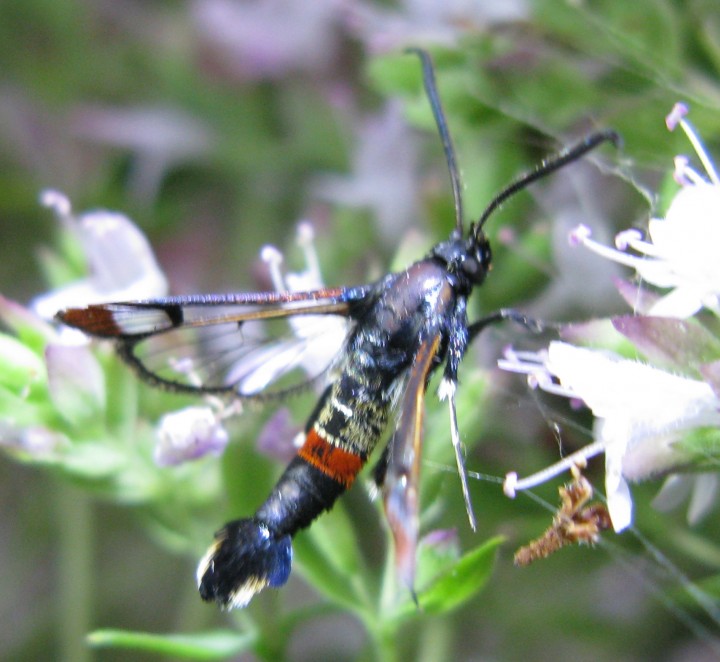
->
58;49;619;609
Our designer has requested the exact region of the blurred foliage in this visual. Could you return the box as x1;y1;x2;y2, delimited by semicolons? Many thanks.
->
1;1;720;661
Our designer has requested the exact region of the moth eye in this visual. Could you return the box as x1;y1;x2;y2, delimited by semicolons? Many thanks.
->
462;257;479;276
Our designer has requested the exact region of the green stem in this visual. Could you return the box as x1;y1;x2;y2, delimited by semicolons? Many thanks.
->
416;618;452;662
367;542;401;662
375;625;400;662
56;481;93;662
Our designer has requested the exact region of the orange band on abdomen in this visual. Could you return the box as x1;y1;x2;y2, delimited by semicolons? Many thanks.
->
298;429;365;488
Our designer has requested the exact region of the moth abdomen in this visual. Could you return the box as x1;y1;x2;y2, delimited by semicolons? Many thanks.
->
197;518;292;610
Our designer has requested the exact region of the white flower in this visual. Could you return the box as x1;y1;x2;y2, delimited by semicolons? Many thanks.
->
155;405;229;466
499;341;720;532
155;222;347;466
259;222;349;382
70;105;214;205
155;222;346;465
0;422;65;458
32;190;168;319
312;102;421;241
191;0;344;79
570;103;720;318
347;0;527;52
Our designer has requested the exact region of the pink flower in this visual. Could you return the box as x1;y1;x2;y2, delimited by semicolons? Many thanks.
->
33;190;167;320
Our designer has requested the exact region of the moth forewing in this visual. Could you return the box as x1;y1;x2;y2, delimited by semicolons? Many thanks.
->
383;332;443;592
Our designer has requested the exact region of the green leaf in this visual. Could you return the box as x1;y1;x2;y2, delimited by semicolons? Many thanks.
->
87;628;256;660
0;295;56;353
307;498;363;577
416;536;503;615
46;343;106;426
674;427;720;468
292;505;368;612
0;384;51;429
366;51;423;98
0;331;46;393
413;530;462;591
534;0;683;78
57;442;128;479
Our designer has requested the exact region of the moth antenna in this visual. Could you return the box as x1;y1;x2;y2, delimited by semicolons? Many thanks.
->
475;129;621;235
408;48;464;238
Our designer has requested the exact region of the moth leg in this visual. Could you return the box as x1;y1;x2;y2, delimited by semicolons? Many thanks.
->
467;308;550;341
445;308;549;530
437;299;478;531
437;378;477;531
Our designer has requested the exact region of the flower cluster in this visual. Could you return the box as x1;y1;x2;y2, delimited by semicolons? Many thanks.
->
32;190;167;321
0;193;176;503
501;104;720;531
501;341;720;531
2;191;343;479
569;103;720;319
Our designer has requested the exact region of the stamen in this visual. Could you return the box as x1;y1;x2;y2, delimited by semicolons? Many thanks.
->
503;440;606;497
497;358;537;375
684;169;707;186
261;245;286;292
296;221;314;244
526;371;578;400
497;346;548;376
568;224;591;247
614;229;642;250
569;224;648;270
168;356;201;385
665;102;688;131
296;221;322;284
168;357;193;373
217;399;243;420
672;106;720;185
40;189;75;234
499;348;582;399
673;156;705;186
673;156;694;186
40;189;72;217
615;229;659;257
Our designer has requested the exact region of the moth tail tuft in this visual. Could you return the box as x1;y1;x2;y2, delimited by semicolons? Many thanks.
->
197;518;292;609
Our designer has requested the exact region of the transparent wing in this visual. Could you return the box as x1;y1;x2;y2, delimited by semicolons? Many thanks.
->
119;307;353;397
58;287;370;398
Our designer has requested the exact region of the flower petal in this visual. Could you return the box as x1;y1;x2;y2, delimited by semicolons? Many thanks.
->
612;315;720;370
155;406;229;466
34;193;168;319
687;473;719;524
46;343;105;424
605;467;633;532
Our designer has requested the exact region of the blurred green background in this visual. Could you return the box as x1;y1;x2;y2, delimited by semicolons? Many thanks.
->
1;1;720;660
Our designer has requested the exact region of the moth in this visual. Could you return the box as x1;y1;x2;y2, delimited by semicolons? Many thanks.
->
57;49;618;609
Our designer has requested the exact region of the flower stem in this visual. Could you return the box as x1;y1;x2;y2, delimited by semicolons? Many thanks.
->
55;481;93;662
